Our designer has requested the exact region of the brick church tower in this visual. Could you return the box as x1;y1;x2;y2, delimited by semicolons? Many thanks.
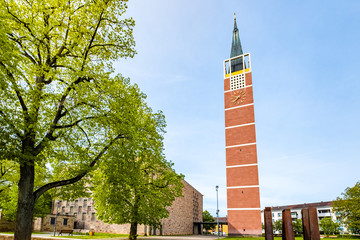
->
223;14;262;236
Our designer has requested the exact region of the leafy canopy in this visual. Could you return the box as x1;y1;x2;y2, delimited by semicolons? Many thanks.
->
292;219;302;235
333;181;360;234
273;220;282;232
320;217;340;236
0;0;137;199
92;141;184;228
202;210;215;231
0;1;165;239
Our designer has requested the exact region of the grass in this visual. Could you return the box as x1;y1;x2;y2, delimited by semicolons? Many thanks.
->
225;238;303;240
224;237;360;240
53;232;129;239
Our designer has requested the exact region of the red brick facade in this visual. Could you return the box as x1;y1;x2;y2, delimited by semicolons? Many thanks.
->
224;69;262;235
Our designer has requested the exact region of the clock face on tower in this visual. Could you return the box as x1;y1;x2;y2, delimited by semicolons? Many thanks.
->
231;90;246;105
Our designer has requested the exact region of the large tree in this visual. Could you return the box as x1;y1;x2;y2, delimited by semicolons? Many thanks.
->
92;128;184;240
0;0;149;239
333;181;360;234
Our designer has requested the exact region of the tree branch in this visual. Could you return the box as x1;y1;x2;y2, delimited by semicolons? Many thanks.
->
89;43;124;49
7;34;37;65
54;116;97;129
33;133;126;201
0;61;29;116
76;124;91;147
5;3;42;47
81;10;104;71
34;76;93;155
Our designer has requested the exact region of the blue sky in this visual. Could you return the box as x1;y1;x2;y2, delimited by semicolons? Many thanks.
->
115;0;360;217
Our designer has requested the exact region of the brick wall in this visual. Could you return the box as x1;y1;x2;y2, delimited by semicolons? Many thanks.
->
48;180;203;235
36;214;74;232
161;180;203;235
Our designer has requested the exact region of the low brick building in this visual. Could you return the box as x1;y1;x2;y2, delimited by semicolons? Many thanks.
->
33;214;75;232
37;180;203;235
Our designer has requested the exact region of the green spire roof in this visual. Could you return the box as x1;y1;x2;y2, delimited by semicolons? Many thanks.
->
230;13;243;58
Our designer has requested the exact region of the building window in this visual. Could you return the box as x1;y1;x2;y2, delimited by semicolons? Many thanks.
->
74;200;78;207
91;213;95;221
272;213;274;217
82;212;86;221
70;206;73;215
74;213;77;219
63;218;68;226
66;201;69;207
87;206;91;212
50;217;56;225
78;206;82;213
278;213;282;217
61;206;65;215
83;199;87;207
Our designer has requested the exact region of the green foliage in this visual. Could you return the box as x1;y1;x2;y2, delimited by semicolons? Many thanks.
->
273;220;282;232
0;0;165;238
92;112;184;240
0;160;52;220
320;217;340;236
333;181;360;234
203;210;215;222
292;219;302;235
203;210;215;231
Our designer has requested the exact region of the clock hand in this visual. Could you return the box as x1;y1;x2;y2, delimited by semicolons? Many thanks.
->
232;95;241;103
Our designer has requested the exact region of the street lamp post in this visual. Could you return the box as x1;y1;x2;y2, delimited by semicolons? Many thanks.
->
216;185;219;240
53;200;60;236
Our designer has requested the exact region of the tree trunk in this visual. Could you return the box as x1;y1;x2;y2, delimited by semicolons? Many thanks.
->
14;163;35;240
129;222;138;240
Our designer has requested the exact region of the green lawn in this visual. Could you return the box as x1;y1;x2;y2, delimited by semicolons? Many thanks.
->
0;232;129;239
225;237;359;240
54;233;129;239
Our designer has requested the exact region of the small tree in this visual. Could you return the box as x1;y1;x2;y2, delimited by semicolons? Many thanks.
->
333;181;360;234
292;219;302;235
274;220;282;233
203;210;215;233
320;218;340;236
